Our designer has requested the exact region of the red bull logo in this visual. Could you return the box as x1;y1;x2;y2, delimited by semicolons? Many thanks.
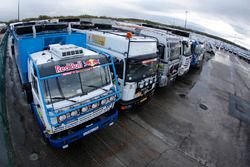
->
84;59;100;67
55;61;83;73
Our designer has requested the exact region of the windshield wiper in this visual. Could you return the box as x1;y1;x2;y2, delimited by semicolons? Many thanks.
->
46;96;78;103
79;91;88;97
83;85;109;92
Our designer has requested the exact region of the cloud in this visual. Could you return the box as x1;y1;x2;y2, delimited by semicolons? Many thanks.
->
0;0;249;48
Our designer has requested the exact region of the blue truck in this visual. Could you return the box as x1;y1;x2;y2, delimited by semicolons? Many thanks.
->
10;23;120;148
190;40;205;68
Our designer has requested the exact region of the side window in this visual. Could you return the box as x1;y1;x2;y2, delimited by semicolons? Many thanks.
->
111;58;124;79
32;75;39;96
157;44;165;60
116;60;124;79
32;65;37;76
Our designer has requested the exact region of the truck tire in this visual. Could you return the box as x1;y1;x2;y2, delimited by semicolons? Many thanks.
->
23;83;33;103
196;62;201;69
11;45;15;56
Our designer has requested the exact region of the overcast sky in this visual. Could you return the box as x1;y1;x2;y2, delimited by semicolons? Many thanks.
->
0;0;249;49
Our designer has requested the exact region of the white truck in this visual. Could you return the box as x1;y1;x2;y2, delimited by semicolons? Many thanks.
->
75;29;159;110
179;38;192;76
114;22;185;86
138;28;183;86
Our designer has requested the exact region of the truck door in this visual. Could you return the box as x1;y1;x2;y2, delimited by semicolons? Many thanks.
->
112;58;125;86
157;44;165;60
30;68;40;105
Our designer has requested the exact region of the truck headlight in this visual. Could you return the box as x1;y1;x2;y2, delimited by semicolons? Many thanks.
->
70;110;78;117
91;102;99;109
109;96;116;102
149;79;153;84
145;82;149;86
58;115;66;122
108;103;113;110
139;84;144;88
101;99;107;105
81;106;88;113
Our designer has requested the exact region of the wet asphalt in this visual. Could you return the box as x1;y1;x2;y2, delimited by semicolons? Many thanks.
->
3;38;250;167
1;34;15;167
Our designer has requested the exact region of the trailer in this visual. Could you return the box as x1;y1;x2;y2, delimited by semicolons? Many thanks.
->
75;29;159;111
10;23;120;148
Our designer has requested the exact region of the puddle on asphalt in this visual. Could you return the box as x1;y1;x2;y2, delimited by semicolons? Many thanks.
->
179;94;186;98
229;94;250;124
213;52;232;66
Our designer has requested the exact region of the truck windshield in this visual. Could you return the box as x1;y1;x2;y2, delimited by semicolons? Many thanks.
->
126;58;157;82
194;45;203;55
183;44;192;56
169;43;181;61
42;66;111;104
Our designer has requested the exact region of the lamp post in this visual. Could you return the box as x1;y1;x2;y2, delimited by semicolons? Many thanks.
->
184;11;188;29
18;0;20;21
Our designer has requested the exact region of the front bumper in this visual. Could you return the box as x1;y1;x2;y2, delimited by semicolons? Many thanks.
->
118;89;155;110
31;104;118;149
178;66;189;76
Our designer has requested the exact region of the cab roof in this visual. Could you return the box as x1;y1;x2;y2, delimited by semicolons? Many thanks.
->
30;44;98;65
98;30;157;42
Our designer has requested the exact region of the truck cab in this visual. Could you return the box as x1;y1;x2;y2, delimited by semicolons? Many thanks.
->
155;37;182;87
114;22;188;86
178;39;192;76
78;29;158;110
11;23;120;148
137;28;182;87
27;44;120;148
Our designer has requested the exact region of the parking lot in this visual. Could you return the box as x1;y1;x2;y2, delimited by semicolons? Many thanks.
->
4;49;250;167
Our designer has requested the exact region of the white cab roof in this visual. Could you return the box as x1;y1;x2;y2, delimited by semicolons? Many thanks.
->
86;30;157;58
30;44;98;65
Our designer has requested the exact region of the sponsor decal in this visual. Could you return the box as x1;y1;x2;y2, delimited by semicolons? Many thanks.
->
135;91;142;97
84;59;100;67
55;61;83;73
62;69;84;76
91;34;106;46
142;58;157;64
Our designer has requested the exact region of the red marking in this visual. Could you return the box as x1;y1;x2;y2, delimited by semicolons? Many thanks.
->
84;59;100;67
142;58;157;64
55;61;83;73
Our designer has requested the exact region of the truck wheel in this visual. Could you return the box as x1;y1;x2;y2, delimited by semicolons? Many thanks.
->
195;61;203;69
41;132;50;145
196;63;201;69
23;83;33;103
11;45;15;56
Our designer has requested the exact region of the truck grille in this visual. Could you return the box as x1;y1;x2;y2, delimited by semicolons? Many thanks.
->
53;104;112;133
169;64;179;75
